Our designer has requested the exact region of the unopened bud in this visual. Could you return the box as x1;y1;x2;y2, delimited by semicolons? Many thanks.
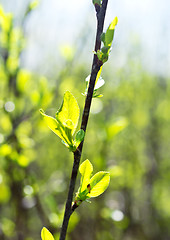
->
92;0;101;6
101;46;109;54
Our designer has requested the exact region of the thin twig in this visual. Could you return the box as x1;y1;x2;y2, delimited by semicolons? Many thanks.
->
59;1;108;240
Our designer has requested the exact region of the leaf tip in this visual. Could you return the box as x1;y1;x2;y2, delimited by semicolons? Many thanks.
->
115;16;118;25
41;227;54;240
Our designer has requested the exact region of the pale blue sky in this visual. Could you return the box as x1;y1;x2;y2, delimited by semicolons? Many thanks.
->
1;0;170;77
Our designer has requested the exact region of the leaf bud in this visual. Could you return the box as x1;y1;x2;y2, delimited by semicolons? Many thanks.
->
101;46;109;54
92;0;101;6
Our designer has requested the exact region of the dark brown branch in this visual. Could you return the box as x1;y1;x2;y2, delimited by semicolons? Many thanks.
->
59;150;81;240
80;0;108;133
59;1;108;240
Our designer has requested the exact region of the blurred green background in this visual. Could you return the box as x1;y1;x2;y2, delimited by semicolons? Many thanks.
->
0;1;170;240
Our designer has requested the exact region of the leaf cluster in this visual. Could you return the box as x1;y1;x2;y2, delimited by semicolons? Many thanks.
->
96;16;118;63
40;91;85;152
74;159;110;206
41;159;110;240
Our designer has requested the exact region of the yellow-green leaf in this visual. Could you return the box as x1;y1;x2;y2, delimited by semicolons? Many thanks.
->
79;160;93;192
88;171;110;197
94;66;102;88
105;16;118;47
41;227;54;240
56;91;79;135
40;109;73;146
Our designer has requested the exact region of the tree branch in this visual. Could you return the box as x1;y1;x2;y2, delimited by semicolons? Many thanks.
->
59;1;108;240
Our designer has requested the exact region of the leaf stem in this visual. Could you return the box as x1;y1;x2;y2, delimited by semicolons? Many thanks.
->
59;1;108;240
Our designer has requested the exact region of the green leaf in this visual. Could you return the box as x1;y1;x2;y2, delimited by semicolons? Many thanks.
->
79;159;93;192
96;50;108;63
39;91;80;151
105;16;118;47
39;109;74;147
93;93;103;98
100;32;105;44
88;171;110;197
56;91;80;135
76;189;90;202
101;46;109;54
74;129;85;148
75;160;110;205
94;66;103;89
41;227;54;240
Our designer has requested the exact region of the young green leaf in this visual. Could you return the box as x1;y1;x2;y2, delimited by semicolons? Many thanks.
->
41;227;54;240
105;16;118;47
40;109;62;138
101;46;109;54
40;91;81;151
94;66;103;88
88;171;110;197
93;93;103;98
79;159;93;192
56;91;80;135
74;160;110;208
39;109;74;147
100;32;105;44
74;129;85;148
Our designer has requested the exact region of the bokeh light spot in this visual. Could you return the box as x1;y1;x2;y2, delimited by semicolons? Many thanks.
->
111;210;124;221
0;133;4;143
4;101;15;112
24;185;34;195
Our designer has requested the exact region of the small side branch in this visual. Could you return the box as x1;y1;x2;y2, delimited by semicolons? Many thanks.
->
59;1;108;240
